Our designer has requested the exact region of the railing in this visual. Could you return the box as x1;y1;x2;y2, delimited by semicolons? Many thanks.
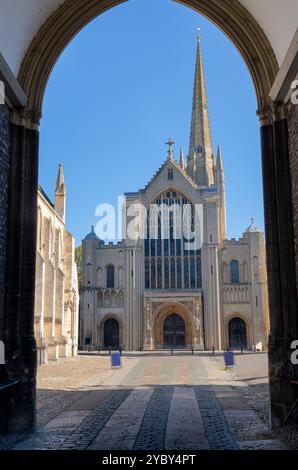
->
0;378;21;391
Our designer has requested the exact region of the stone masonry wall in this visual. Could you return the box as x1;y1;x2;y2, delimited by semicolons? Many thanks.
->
0;104;10;336
288;103;298;296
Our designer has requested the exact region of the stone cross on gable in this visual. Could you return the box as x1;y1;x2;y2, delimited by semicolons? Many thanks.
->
166;138;175;160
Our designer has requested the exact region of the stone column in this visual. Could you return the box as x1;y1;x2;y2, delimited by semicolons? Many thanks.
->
259;104;298;427
0;105;11;400
3;108;39;432
0;105;10;342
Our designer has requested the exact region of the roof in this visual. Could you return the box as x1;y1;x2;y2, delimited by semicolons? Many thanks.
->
245;219;262;233
84;226;99;240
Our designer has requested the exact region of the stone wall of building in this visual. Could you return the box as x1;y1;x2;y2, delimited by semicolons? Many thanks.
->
0;105;10;336
288;103;298;296
35;186;79;365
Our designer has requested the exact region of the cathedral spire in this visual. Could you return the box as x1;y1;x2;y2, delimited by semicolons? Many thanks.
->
187;32;214;186
179;146;186;170
55;162;66;223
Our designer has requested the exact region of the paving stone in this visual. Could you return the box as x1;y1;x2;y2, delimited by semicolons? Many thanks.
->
165;387;209;450
89;388;153;450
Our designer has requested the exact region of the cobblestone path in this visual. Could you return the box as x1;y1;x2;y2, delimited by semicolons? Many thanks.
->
3;352;288;450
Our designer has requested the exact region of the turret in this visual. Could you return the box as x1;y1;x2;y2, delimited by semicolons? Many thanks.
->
54;163;66;223
179;146;186;171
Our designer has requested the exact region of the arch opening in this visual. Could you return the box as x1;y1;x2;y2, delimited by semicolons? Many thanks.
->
103;318;120;349
5;0;298;434
163;313;186;348
228;317;247;350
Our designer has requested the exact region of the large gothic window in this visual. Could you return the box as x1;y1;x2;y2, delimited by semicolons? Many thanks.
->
144;189;202;290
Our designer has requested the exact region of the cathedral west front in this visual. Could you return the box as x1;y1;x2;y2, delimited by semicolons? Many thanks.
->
80;36;269;352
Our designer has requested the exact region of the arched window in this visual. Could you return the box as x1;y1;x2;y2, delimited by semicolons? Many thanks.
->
230;260;240;284
106;265;115;288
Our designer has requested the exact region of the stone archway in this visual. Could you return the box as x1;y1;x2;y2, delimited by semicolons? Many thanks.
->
18;0;277;118
3;0;297;433
154;303;193;349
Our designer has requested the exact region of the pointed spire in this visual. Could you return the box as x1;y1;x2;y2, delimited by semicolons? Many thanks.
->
55;162;66;194
54;163;66;222
216;145;223;170
179;146;186;170
188;32;214;186
245;218;261;233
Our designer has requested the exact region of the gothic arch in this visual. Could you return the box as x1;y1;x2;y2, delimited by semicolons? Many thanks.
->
17;0;278;125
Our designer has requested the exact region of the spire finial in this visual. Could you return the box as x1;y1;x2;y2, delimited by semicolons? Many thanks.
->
166;138;175;160
180;146;186;170
197;27;201;42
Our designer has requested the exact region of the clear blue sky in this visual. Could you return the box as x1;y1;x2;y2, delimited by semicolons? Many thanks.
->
39;0;263;245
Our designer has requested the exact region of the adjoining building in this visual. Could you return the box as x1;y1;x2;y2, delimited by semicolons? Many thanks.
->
80;36;269;352
35;164;79;364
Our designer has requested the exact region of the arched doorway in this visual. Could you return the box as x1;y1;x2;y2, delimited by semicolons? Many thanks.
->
228;318;247;350
104;318;119;349
163;313;186;348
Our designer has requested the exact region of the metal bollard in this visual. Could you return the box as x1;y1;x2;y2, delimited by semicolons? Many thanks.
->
171;348;173;356
191;345;194;355
241;347;243;355
212;346;215;357
109;346;111;356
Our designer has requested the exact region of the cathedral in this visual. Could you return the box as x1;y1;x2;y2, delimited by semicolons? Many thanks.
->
80;36;269;352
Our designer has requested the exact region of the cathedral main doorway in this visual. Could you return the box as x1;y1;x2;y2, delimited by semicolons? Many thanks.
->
163;313;186;348
228;318;247;350
104;318;119;349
